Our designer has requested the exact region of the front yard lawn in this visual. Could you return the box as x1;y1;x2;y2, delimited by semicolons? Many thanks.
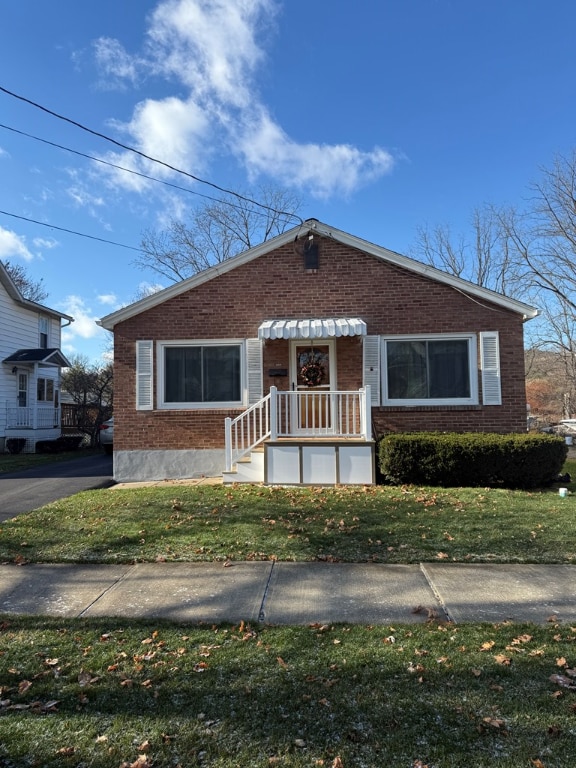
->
2;463;576;766
1;459;575;565
1;616;576;767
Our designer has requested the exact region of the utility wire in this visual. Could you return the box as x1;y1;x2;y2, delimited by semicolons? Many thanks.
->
0;122;296;224
0;85;303;225
0;209;142;252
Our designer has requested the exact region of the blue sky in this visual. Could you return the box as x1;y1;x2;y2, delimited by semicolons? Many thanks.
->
1;0;575;363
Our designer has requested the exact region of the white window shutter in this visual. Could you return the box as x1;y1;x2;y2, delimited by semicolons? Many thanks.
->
246;338;263;405
136;340;154;410
363;335;381;406
480;331;501;405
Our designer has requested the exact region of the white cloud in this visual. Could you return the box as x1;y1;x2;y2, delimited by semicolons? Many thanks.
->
93;37;141;87
146;0;271;108
0;226;35;261
60;295;104;340
137;281;165;297
32;237;59;250
67;186;105;209
0;146;9;159
93;0;394;199
97;293;119;306
110;96;210;177
238;110;395;199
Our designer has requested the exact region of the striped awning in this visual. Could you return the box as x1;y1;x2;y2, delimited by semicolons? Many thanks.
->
258;318;367;340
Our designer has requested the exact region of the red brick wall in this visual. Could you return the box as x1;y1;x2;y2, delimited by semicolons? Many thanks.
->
113;236;529;450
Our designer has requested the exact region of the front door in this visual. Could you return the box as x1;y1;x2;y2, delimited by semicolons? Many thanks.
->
290;341;336;434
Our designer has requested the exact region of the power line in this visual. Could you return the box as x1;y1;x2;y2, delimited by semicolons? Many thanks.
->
0;122;297;224
0;209;142;252
0;84;303;225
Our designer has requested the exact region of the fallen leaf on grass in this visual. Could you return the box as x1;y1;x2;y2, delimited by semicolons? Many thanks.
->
138;740;152;751
78;671;99;687
494;654;512;666
483;717;506;729
550;674;576;690
18;680;32;695
511;634;532;645
56;747;75;756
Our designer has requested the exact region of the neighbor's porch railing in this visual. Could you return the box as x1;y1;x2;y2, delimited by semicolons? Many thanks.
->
6;404;61;430
225;386;371;472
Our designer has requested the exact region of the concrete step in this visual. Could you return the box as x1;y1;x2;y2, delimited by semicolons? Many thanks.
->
222;449;265;484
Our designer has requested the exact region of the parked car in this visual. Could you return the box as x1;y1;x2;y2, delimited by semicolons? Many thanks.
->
99;417;114;454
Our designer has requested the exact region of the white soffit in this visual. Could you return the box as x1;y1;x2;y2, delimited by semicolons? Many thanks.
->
258;318;367;340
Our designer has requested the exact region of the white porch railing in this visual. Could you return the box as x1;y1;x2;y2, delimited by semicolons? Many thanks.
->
225;386;371;472
6;404;61;429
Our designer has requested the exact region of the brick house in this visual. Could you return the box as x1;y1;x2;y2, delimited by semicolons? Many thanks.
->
98;219;537;484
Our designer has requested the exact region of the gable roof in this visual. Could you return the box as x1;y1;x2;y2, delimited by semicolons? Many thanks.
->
98;219;538;330
0;261;74;323
3;348;71;367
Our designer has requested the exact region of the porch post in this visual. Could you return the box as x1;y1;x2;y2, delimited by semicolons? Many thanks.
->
269;386;278;441
224;417;233;472
360;385;372;441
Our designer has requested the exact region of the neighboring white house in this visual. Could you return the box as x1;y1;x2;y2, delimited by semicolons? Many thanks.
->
0;262;73;453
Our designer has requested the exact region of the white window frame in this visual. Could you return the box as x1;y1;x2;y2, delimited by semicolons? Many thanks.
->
382;333;479;406
37;377;55;403
157;339;246;410
39;316;49;349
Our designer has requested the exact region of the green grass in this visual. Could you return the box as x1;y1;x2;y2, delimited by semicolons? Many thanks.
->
1;462;576;765
1;616;576;767
1;459;575;565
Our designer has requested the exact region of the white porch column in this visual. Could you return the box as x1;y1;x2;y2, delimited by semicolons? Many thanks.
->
269;386;278;441
360;385;371;440
224;417;233;472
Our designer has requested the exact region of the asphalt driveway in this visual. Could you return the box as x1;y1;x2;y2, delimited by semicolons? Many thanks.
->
0;453;114;521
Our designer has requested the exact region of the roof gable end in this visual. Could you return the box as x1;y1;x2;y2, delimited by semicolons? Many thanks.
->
98;219;538;329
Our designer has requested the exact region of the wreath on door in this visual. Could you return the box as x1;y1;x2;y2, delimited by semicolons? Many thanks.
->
300;361;324;387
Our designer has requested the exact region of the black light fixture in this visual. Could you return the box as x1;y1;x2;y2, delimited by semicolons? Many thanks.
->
12;366;18;375
304;234;319;271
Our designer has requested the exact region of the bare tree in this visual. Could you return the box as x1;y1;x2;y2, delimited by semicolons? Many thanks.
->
413;150;576;419
497;152;576;313
412;206;517;296
136;186;302;283
61;356;113;446
2;260;48;303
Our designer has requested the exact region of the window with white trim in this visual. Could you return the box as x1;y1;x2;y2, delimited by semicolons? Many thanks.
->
159;341;243;408
37;377;55;402
39;316;49;349
382;334;478;406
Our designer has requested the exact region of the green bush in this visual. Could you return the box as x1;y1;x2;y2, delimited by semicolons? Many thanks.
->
377;432;568;489
35;435;83;454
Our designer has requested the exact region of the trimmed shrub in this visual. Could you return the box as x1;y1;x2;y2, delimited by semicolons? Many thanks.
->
377;432;568;489
6;438;26;454
35;435;83;454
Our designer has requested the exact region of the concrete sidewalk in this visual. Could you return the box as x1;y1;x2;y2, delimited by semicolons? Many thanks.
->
1;561;575;625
